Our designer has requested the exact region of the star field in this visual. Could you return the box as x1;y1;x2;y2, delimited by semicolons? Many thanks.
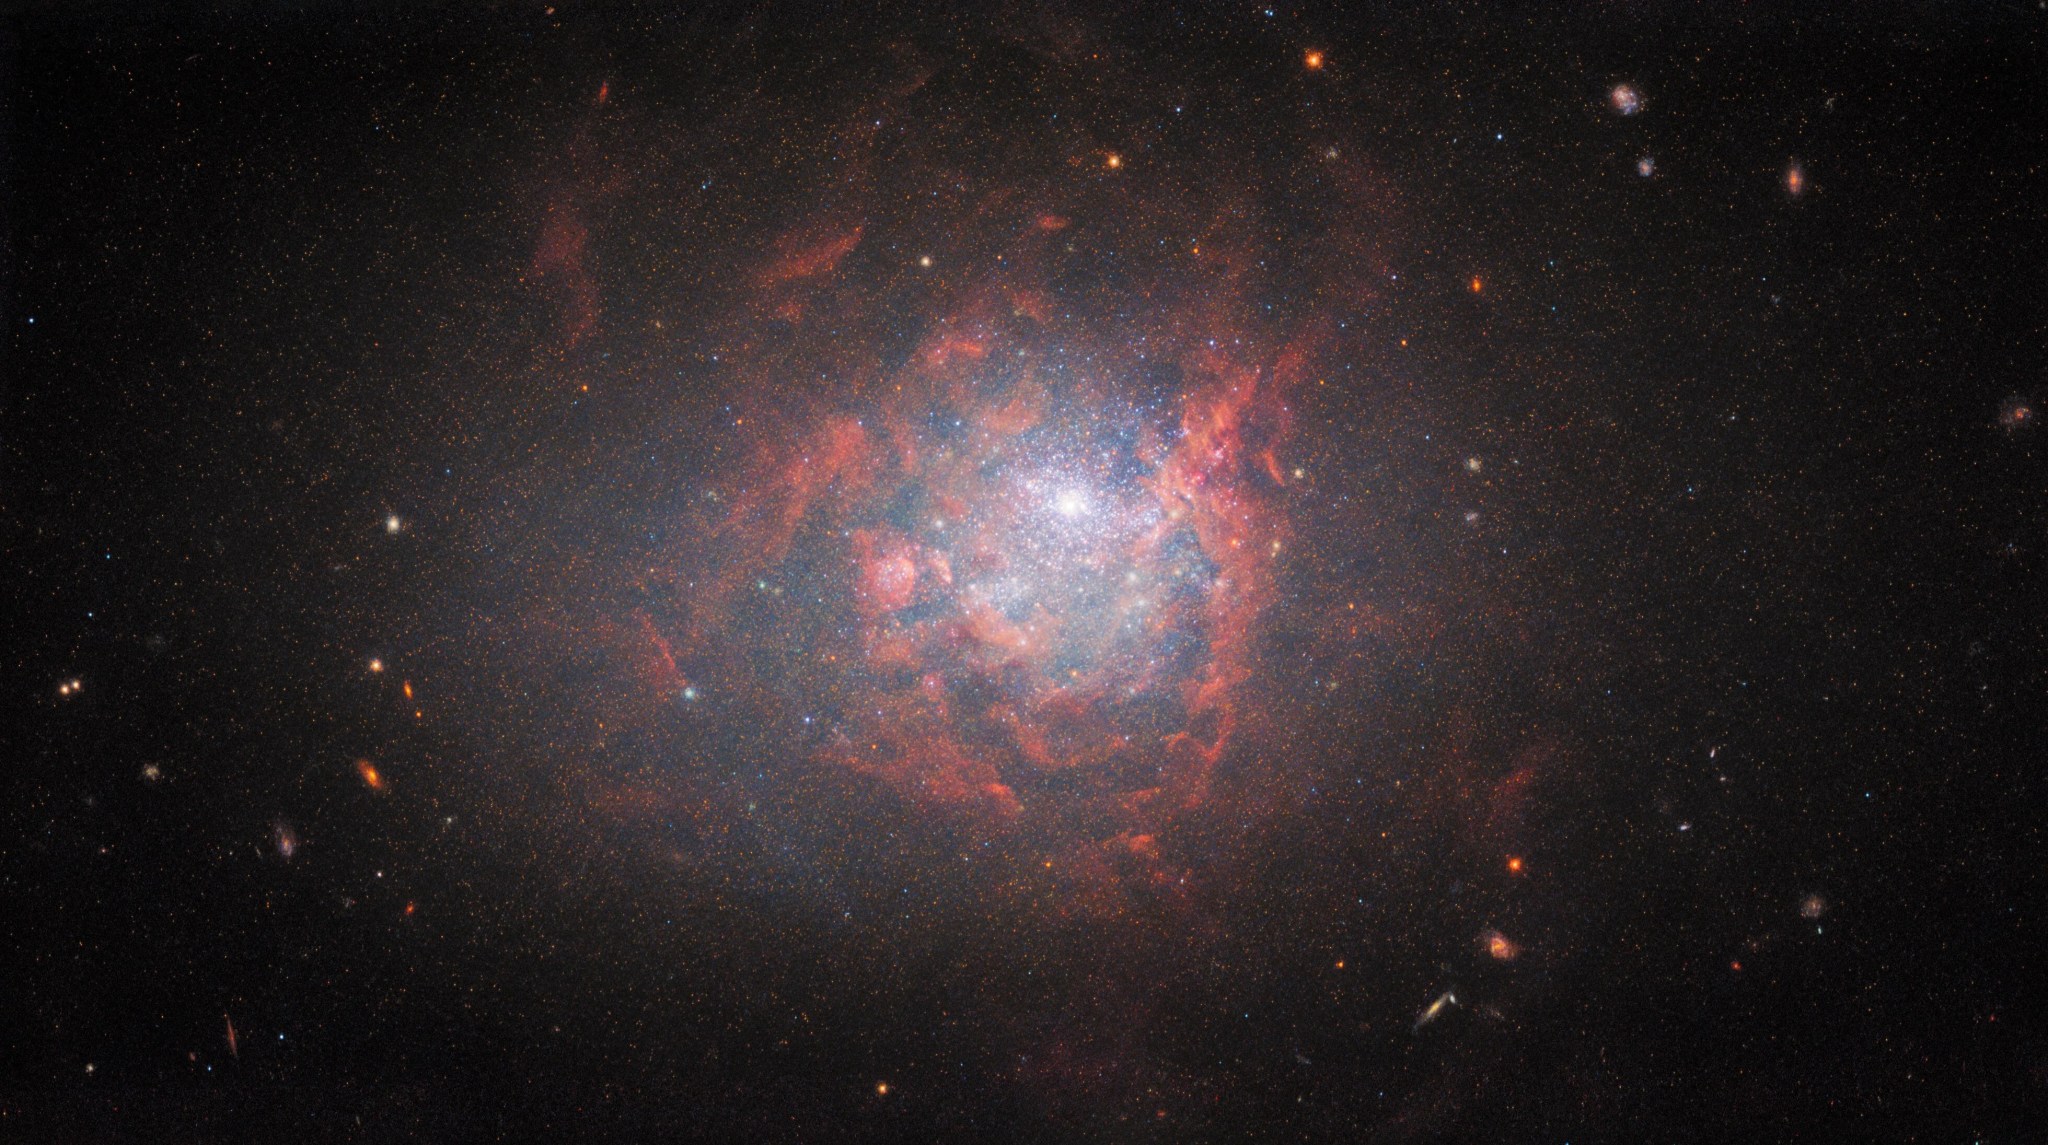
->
5;4;2046;1141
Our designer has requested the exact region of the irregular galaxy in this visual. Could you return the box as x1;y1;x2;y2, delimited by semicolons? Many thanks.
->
486;47;1446;918
442;22;1588;1110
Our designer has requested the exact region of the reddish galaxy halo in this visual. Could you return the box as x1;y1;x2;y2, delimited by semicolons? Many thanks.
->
469;54;1562;959
474;60;1449;907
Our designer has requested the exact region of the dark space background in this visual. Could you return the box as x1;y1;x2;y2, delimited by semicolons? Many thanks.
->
4;3;2046;1141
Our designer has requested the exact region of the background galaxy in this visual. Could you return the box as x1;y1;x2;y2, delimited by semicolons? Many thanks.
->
6;3;2047;1140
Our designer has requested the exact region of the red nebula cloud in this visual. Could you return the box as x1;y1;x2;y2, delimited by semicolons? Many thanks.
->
755;223;866;289
530;205;598;346
852;530;920;615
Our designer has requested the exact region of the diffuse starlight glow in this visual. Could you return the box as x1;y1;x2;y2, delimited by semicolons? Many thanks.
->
633;291;1299;862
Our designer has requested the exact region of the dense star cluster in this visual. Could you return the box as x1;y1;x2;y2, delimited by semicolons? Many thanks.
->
6;5;2046;1141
